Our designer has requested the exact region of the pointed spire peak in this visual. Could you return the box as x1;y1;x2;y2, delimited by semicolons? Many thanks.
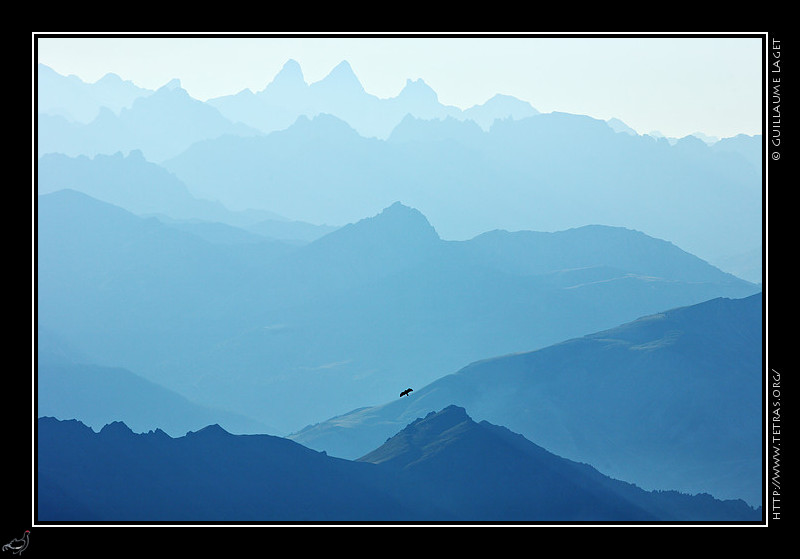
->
332;59;355;74
274;58;306;83
283;58;302;70
318;60;363;90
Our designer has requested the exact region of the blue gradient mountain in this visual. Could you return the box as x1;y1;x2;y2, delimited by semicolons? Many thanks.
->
38;361;274;437
37;63;153;122
37;76;262;162
37;60;540;153
37;189;760;438
207;59;531;138
356;406;760;521
36;150;336;242
37;406;760;522
162;111;762;281
37;62;761;279
290;293;762;507
37;323;275;436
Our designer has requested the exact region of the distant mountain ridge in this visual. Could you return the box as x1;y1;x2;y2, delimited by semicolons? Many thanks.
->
37;63;153;122
37;77;263;162
37;407;761;522
38;323;275;436
37;62;762;281
39;60;751;145
36;60;540;161
36;150;337;242
290;293;763;507
35;55;766;526
208;58;541;139
38;190;760;438
162;111;762;280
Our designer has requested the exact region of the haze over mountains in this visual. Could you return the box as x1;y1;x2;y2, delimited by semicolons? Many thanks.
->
37;189;760;436
291;293;763;507
35;55;765;523
36;149;337;243
36;61;762;281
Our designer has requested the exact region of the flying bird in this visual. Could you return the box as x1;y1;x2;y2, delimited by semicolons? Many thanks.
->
400;388;413;397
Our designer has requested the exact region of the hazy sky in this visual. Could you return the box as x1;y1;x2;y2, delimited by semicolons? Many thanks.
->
34;33;764;139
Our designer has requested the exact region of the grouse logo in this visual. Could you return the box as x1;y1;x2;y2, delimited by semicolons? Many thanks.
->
2;531;29;555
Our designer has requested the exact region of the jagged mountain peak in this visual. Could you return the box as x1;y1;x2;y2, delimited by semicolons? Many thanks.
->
354;201;439;241
314;60;364;92
401;405;471;435
357;406;475;465
99;420;134;438
299;201;441;274
399;77;438;100
269;58;307;87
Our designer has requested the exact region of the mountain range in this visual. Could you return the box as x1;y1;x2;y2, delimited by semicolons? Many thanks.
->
37;189;760;437
37;406;760;522
37;62;153;123
37;77;262;163
290;292;763;507
36;62;762;281
36;149;337;243
38;59;540;143
38;324;276;436
160;111;761;280
34;55;765;525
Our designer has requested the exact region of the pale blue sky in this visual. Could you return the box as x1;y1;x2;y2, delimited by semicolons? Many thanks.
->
34;33;764;139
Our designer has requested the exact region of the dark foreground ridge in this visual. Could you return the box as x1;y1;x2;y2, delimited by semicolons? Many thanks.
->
37;407;761;523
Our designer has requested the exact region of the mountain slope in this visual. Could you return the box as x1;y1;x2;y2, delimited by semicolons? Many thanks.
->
206;59;529;139
37;63;153;122
37;79;262;162
37;417;420;522
37;191;760;436
37;323;276;436
37;410;760;522
291;293;763;507
358;406;760;522
162;111;761;274
36;151;334;239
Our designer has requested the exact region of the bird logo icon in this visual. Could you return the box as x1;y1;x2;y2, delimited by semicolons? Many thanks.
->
2;531;29;555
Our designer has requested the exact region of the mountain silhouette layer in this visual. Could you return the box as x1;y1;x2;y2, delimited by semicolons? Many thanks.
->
36;150;336;242
37;63;153;123
162;111;761;278
37;407;760;522
37;62;761;280
38;322;276;436
291;293;763;507
37;191;759;436
38;76;262;162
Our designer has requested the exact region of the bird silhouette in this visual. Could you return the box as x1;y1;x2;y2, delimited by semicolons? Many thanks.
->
2;531;29;555
400;388;413;397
